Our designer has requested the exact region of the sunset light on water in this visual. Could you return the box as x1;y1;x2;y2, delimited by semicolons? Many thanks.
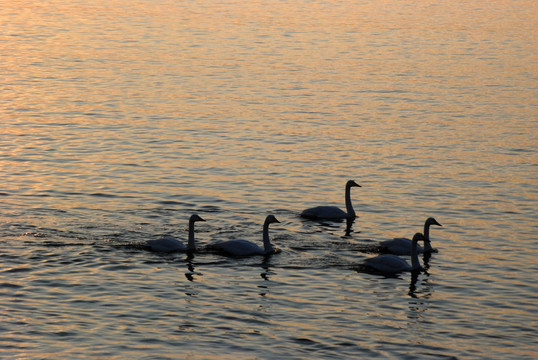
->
1;1;537;358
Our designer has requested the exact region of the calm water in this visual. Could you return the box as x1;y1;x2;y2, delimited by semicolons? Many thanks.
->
1;0;537;359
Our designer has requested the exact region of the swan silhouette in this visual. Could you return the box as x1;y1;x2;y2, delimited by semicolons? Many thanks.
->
379;217;442;255
300;180;361;220
212;215;281;256
363;233;425;273
146;214;205;252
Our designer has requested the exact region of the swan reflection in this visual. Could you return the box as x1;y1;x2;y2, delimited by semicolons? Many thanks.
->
408;270;421;298
184;254;202;283
408;267;432;299
422;252;433;271
258;259;275;297
344;216;356;237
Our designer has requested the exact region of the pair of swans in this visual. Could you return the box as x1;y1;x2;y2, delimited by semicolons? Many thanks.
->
362;217;442;274
361;217;442;274
379;217;442;255
146;214;280;257
363;233;426;273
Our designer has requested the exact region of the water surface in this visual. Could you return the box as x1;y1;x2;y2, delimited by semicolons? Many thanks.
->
1;0;537;359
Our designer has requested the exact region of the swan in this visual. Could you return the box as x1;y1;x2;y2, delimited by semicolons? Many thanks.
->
300;180;361;220
379;217;442;255
146;214;205;252
211;215;281;256
363;233;425;273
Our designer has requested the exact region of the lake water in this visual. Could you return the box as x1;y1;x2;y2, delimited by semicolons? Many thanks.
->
1;0;537;359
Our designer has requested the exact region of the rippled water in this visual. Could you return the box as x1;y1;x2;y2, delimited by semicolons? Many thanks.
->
1;0;537;359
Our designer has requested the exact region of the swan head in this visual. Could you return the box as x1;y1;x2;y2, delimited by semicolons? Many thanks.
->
412;233;426;242
189;214;206;223
346;180;361;188
265;214;280;225
426;217;442;227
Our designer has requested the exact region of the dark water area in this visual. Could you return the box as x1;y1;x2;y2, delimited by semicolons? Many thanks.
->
1;0;537;359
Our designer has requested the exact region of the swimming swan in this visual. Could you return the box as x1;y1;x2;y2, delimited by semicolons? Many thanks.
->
300;180;361;220
212;215;281;256
379;217;442;255
364;233;425;273
146;214;205;252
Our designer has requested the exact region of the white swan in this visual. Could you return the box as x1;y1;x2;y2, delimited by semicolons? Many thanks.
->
379;217;442;255
212;215;281;256
300;180;361;220
146;214;205;252
364;233;425;273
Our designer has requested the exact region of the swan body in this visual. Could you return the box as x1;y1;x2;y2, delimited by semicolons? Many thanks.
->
147;235;188;252
146;214;205;252
380;217;442;255
301;180;361;220
212;215;280;256
380;237;425;255
364;233;425;273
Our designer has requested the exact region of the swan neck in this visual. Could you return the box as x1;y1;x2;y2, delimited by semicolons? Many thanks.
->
411;238;420;270
345;184;356;218
262;222;273;252
187;220;196;250
423;240;433;252
423;223;431;241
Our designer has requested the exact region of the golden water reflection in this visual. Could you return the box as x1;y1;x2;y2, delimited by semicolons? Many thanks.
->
1;0;536;358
